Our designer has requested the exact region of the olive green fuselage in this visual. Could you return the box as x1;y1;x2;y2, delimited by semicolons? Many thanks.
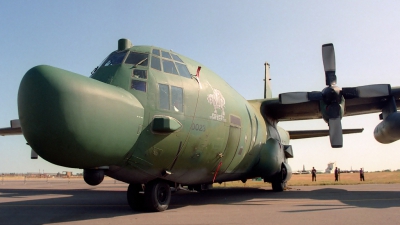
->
18;45;290;185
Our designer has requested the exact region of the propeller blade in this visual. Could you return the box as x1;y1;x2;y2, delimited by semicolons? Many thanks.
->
357;84;391;98
322;43;337;86
279;92;308;104
328;118;343;148
342;84;391;99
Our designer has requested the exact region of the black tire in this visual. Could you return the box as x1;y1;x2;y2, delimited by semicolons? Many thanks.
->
127;183;145;211
83;169;104;186
272;167;287;192
144;180;171;212
271;181;285;192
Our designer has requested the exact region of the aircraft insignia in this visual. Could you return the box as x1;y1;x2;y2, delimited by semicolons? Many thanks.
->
207;88;226;122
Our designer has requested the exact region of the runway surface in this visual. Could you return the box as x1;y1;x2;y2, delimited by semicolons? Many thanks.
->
0;179;400;225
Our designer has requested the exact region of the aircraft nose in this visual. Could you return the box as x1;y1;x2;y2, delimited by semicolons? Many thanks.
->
18;65;144;168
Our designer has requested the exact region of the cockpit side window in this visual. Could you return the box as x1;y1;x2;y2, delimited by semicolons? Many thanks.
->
102;51;127;67
159;84;170;110
125;52;148;66
131;80;147;92
171;86;183;112
133;70;147;79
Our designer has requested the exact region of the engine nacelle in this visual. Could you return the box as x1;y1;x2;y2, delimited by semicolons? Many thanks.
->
83;169;105;186
374;112;400;144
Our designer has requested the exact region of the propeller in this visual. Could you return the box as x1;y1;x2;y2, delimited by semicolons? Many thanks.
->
279;43;391;148
322;43;336;86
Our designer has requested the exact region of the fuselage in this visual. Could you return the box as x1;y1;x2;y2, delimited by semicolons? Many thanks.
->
18;43;291;186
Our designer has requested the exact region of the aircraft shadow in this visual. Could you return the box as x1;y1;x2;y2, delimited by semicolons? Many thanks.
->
1;185;400;224
170;186;400;210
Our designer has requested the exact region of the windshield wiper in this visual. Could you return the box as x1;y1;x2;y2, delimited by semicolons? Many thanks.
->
134;58;148;67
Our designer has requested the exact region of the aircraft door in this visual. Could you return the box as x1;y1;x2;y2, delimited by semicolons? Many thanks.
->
218;125;241;173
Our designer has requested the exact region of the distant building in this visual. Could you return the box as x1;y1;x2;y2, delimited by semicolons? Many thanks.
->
325;162;336;173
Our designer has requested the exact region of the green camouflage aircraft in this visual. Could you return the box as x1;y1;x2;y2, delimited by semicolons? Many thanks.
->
1;39;400;212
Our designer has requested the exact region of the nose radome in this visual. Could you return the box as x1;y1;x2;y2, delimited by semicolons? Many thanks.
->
18;65;144;168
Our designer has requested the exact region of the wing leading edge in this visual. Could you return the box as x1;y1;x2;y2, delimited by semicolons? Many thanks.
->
288;128;364;139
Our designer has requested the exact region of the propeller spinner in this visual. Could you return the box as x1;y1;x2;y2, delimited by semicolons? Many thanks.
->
279;43;391;148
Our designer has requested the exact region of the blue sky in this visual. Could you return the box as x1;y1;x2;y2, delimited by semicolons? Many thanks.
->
1;1;400;173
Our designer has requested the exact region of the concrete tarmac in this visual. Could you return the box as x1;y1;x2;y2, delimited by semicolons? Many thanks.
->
0;179;400;225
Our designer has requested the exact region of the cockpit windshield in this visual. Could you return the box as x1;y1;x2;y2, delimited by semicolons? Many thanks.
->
100;51;149;68
101;51;127;67
125;52;148;66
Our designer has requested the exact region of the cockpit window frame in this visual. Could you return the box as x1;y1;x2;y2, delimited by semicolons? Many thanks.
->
161;51;172;59
101;50;128;67
162;59;179;75
124;51;149;67
151;56;162;71
171;54;184;63
152;49;160;56
150;49;192;79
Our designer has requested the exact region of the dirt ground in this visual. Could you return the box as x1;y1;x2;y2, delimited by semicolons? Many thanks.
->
1;172;399;188
212;171;400;188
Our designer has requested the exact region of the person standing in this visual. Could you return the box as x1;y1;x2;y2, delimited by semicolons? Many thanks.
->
334;167;339;181
360;168;365;181
312;167;317;182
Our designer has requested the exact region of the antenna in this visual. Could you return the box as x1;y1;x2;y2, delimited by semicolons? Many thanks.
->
264;62;272;99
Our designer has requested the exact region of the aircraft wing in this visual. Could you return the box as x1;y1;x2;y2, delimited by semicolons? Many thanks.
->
0;119;22;136
250;86;400;122
344;86;400;116
249;86;400;147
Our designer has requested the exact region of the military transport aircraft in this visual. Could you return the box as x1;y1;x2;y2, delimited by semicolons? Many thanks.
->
1;39;400;212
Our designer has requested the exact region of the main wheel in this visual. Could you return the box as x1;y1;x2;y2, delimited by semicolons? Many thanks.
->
271;181;285;192
272;167;287;192
127;183;145;211
144;180;171;212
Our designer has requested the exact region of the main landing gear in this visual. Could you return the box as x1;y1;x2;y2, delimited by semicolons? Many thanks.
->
127;179;171;212
271;166;287;192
